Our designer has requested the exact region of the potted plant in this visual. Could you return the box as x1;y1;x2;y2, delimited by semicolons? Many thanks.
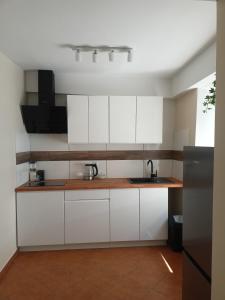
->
203;79;216;113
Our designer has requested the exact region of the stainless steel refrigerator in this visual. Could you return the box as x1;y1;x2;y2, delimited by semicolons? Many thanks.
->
183;146;213;300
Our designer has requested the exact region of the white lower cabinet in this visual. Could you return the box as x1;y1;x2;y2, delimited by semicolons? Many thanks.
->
65;199;110;244
17;187;169;248
17;191;64;246
140;188;168;240
110;189;139;241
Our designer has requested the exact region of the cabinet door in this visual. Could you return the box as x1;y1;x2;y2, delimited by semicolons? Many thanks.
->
109;96;136;143
67;95;88;143
89;96;109;143
183;253;211;300
65;200;110;244
110;189;139;241
140;188;168;240
136;96;163;143
17;192;64;246
65;189;109;201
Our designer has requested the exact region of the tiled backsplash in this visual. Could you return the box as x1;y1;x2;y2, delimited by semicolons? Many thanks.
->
16;153;175;185
34;160;153;180
107;160;143;178
16;162;29;186
36;161;70;179
34;158;175;180
15;134;176;185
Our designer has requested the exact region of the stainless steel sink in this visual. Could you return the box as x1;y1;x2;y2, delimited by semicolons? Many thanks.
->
129;177;173;184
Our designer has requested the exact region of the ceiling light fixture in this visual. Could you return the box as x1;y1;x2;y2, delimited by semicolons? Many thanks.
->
127;49;133;62
109;50;114;62
92;50;98;63
72;45;133;63
75;49;81;62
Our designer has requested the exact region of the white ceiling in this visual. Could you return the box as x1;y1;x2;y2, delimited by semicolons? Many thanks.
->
0;0;216;76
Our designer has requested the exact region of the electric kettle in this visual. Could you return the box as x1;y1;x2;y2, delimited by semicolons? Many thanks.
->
84;163;98;181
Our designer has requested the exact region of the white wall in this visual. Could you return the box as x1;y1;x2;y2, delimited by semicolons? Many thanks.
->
195;88;215;147
172;42;216;96
25;71;172;98
212;1;225;299
172;89;198;180
0;51;27;272
25;40;217;100
15;64;30;187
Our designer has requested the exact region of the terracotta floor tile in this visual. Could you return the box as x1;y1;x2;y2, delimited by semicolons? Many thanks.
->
0;246;182;300
147;290;181;300
153;273;182;299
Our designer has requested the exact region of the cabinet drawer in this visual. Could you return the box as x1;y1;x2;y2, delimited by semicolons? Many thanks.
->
65;189;110;201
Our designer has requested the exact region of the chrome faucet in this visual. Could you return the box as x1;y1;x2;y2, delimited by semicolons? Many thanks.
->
147;160;158;178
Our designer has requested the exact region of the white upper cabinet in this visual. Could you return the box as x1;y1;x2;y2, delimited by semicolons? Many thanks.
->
67;95;88;143
89;96;109;143
136;96;163;143
67;95;163;144
109;96;136;143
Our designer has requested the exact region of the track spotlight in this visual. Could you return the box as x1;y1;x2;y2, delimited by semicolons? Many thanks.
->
75;49;81;62
109;50;114;62
92;50;98;63
127;49;133;62
72;45;133;63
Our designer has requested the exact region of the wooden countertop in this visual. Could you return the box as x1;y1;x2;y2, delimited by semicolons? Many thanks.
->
16;177;183;192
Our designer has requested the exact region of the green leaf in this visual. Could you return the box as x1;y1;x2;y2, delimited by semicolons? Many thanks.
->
203;77;216;113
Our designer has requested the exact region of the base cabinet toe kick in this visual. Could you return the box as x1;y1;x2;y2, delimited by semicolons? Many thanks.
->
16;188;168;249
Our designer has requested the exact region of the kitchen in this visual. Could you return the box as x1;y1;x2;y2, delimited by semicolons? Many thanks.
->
0;1;223;300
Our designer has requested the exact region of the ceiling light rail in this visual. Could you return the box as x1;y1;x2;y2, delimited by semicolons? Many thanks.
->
72;45;133;63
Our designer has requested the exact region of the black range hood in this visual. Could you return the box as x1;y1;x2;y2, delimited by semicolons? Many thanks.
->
21;70;67;133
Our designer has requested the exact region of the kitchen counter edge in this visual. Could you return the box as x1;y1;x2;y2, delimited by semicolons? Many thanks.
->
15;178;183;192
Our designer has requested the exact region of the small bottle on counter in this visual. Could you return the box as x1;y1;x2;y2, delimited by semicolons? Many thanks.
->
37;170;45;182
29;161;37;182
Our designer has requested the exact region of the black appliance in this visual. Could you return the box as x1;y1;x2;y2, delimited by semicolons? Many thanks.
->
21;70;67;133
168;214;183;252
25;181;65;187
183;146;213;300
36;170;45;182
